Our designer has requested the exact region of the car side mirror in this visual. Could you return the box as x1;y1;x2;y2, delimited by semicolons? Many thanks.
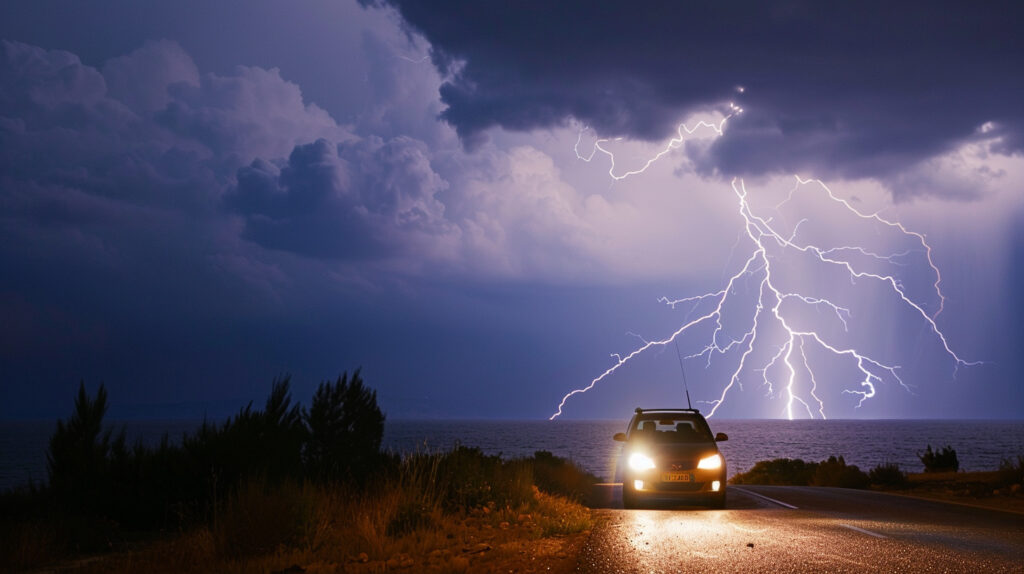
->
715;432;728;442
613;432;627;442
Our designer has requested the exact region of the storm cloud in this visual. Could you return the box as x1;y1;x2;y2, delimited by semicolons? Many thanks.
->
1;1;1021;421
367;1;1024;185
227;136;455;259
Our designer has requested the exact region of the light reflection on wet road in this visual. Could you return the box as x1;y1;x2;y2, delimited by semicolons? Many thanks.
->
578;485;1024;573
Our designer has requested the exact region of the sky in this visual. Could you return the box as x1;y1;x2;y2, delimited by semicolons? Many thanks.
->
1;0;1022;421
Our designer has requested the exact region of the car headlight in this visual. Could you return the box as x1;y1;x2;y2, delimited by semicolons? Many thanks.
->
697;453;722;470
628;452;656;471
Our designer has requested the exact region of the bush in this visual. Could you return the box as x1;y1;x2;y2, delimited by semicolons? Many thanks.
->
731;456;869;489
47;382;122;516
997;455;1024;487
303;369;385;484
434;446;533;512
35;372;385;538
919;445;959;473
868;462;908;488
811;456;869;489
530;450;600;504
730;458;817;485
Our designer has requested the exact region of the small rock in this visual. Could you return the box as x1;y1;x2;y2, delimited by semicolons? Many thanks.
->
464;543;492;554
355;552;369;563
517;513;532;522
747;543;755;548
499;521;510;529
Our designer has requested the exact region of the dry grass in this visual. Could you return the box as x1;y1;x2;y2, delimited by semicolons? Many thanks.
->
38;470;592;574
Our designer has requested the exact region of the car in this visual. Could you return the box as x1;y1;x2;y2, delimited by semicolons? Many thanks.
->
614;407;728;509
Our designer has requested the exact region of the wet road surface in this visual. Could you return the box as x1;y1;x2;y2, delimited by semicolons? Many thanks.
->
578;485;1024;573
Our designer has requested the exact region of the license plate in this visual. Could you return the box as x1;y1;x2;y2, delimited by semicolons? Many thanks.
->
661;472;693;482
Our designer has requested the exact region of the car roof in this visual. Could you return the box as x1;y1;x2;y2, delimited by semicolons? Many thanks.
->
632;407;703;416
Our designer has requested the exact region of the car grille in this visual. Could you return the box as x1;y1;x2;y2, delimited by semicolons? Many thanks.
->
658;481;704;492
665;460;696;471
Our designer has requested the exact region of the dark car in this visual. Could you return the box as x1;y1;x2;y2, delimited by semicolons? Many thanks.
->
614;407;728;509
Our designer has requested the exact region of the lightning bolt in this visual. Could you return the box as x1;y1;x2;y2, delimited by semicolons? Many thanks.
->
574;103;742;181
550;116;980;420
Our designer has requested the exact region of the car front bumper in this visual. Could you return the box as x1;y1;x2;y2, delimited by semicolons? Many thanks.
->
623;467;726;499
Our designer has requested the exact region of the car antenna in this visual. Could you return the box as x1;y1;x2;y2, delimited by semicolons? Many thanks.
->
674;340;693;410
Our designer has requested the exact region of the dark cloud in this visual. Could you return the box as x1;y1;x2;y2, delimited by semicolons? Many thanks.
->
366;1;1024;184
226;136;454;259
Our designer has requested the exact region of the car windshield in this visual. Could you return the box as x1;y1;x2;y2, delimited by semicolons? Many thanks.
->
630;416;711;443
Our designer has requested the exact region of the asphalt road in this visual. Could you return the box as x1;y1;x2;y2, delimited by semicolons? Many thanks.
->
578;484;1024;573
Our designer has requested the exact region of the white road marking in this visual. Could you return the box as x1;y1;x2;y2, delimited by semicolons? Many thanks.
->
733;487;799;509
840;524;887;539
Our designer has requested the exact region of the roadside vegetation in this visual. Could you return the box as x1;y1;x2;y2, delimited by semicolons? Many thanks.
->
730;448;1024;512
0;374;597;573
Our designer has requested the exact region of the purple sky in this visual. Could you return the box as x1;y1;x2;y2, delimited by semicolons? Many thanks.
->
1;1;1021;420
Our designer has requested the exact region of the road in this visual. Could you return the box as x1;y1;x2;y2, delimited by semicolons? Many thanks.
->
578;485;1024;573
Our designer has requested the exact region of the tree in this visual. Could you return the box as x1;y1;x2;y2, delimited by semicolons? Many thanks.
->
47;381;122;514
303;369;385;483
184;375;306;490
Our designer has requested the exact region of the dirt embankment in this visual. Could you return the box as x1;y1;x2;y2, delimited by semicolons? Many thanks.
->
891;471;1024;514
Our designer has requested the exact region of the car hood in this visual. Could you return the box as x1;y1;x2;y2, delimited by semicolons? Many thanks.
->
628;440;719;461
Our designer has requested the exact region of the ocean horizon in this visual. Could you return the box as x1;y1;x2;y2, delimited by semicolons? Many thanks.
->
3;418;1023;491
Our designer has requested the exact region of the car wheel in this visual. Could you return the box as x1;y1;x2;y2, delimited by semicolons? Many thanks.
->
622;488;638;509
709;490;726;509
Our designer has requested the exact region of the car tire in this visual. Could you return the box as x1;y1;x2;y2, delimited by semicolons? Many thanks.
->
709;490;727;509
622;488;638;509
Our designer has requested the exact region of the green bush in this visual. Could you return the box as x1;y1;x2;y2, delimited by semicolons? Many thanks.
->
919;445;959;473
868;462;908;487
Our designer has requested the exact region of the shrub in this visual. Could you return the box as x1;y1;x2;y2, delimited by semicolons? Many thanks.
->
434;446;533;512
383;452;442;538
530;450;600;504
730;458;817;485
731;456;870;489
303;369;385;484
997;455;1024;487
868;462;908;488
919;445;959;473
47;381;126;517
811;455;869;489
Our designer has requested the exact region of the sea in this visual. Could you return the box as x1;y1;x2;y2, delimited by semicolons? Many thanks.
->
2;419;1023;491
